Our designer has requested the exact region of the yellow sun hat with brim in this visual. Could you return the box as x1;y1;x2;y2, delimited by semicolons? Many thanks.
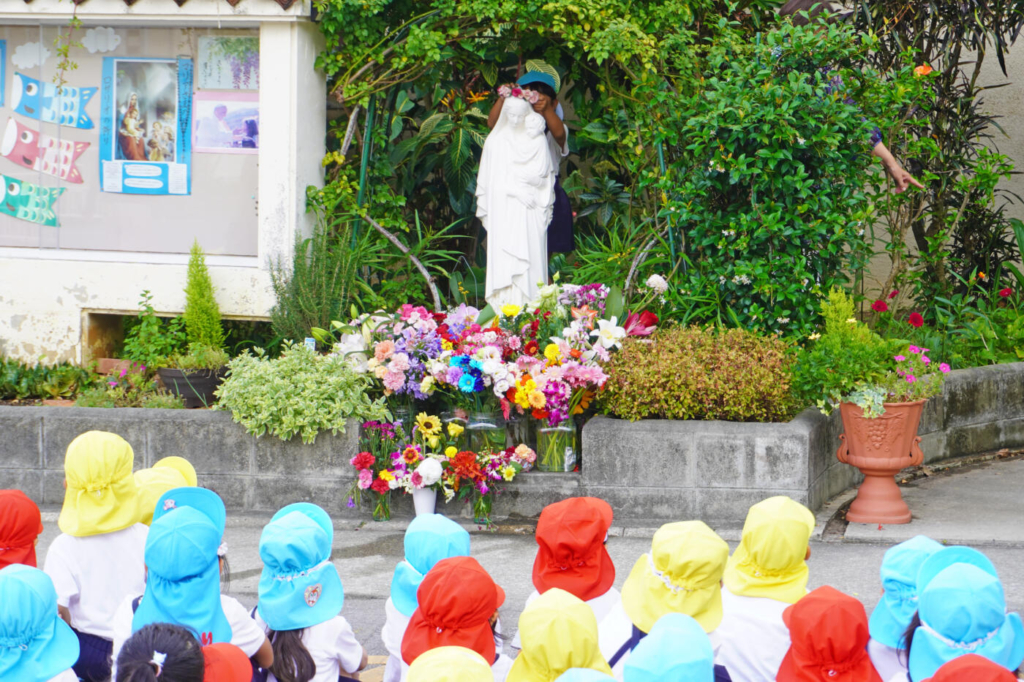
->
408;646;494;682
621;521;730;633
507;588;614;682
153;456;198;487
133;467;189;525
724;496;816;604
58;431;139;537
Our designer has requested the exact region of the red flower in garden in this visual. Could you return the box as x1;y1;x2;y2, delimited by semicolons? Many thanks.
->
888;290;899;299
370;478;390;495
624;310;659;336
871;300;889;313
525;340;539;356
1000;288;1012;298
908;312;924;328
350;452;375;470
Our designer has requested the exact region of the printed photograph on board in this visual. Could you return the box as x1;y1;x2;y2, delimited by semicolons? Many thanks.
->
114;59;179;163
197;36;259;90
193;92;258;154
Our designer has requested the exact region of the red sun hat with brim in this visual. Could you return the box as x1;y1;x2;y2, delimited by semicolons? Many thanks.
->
532;497;614;602
778;585;883;682
402;556;506;666
203;643;253;682
926;655;1018;682
0;490;43;569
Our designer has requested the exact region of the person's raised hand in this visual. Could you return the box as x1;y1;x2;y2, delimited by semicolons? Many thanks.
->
532;93;552;114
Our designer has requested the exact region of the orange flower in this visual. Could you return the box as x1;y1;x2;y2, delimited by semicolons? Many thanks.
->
914;64;933;77
468;89;491;103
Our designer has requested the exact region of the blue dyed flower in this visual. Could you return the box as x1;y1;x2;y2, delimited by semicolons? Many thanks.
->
458;373;478;393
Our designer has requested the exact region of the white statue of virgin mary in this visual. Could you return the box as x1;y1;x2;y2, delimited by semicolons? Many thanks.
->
476;96;556;310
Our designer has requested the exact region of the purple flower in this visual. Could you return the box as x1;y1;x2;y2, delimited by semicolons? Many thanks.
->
347;497;355;508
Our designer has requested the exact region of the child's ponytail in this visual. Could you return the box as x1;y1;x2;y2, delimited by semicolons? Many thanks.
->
115;623;204;682
268;628;316;682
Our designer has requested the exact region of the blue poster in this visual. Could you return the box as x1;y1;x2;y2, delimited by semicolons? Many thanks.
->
99;57;192;195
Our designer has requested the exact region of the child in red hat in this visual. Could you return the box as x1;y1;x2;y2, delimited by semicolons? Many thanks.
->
511;497;619;662
401;556;512;679
777;586;883;682
0;490;43;569
926;655;1018;682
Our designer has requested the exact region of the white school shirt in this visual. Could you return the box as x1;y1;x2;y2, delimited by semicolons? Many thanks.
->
48;670;78;682
43;523;148;640
869;638;908;681
255;611;364;682
714;587;792;682
599;600;724;679
381;597;411;682
511;587;622;655
109;593;267;677
547;104;570;173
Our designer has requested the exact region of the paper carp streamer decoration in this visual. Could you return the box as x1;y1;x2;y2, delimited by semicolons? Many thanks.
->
11;73;97;129
0;174;65;227
1;119;89;183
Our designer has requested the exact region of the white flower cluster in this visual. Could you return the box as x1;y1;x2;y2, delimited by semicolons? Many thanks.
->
645;274;669;295
731;274;752;285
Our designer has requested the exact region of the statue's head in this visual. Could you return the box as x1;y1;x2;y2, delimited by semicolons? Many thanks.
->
525;112;546;138
503;96;532;128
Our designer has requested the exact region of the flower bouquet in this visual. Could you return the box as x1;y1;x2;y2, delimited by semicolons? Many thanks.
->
441;444;536;525
348;420;405;521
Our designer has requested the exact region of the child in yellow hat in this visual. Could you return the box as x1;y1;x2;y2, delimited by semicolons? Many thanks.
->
43;431;149;682
133;456;198;525
602;521;730;677
508;588;613;682
715;496;816;682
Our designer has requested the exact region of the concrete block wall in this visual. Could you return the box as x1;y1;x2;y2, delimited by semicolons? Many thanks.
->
2;363;1022;524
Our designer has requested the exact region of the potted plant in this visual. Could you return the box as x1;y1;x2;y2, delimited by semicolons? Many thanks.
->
121;291;186;374
839;348;949;524
159;241;228;407
157;344;230;408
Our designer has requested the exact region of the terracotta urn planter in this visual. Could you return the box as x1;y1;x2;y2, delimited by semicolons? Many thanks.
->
836;400;926;524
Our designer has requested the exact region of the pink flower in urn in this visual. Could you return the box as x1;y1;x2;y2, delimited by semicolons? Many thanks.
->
357;469;373;490
921;356;930;365
905;374;917;383
908;345;921;354
894;355;906;362
939;363;951;374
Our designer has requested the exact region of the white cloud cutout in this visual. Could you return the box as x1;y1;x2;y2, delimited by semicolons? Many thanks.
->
82;27;122;54
11;42;51;70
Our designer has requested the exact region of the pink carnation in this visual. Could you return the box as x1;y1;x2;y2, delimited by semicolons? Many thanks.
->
375;340;396;361
390;352;411;372
383;371;406;391
357;469;373;490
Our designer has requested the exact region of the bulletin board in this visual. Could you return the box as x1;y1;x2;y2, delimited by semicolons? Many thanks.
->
0;26;258;256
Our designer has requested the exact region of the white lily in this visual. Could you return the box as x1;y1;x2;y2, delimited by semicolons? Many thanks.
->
591;317;626;349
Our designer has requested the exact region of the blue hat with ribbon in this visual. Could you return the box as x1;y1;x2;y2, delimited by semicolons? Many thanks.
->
869;535;944;648
152;487;226;535
0;565;80;682
555;670;617;682
909;560;1024;681
133;506;232;645
391;514;470;617
258;503;344;631
517;71;558;92
623;613;715;682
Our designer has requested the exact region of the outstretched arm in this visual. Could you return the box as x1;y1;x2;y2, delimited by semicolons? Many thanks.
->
872;141;924;194
487;97;504;129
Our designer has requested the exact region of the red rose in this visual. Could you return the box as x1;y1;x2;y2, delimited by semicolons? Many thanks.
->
1000;288;1012;298
370;478;390;495
908;312;924;328
350;452;375;470
888;290;899;299
871;300;889;313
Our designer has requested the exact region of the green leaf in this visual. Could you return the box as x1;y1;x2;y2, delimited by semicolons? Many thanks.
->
607;286;625;319
418;112;450;139
480;62;498;87
448;127;473;173
525;58;560;91
477;304;496;326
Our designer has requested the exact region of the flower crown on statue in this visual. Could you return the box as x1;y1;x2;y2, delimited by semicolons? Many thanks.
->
497;83;540;105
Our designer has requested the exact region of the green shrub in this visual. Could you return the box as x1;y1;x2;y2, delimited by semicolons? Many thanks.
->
74;364;184;408
184;241;225;350
598;326;796;422
122;291;186;368
215;343;388;444
0;358;97;400
165;343;230;371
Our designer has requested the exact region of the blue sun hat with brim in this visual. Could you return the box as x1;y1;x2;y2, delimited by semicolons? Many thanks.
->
869;535;945;648
909;561;1024;681
258;504;344;631
916;546;998;593
555;669;617;682
391;514;471;617
133;505;232;644
624;612;715;682
517;71;557;92
0;565;80;682
152;486;226;536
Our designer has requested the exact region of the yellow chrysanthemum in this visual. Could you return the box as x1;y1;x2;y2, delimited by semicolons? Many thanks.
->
544;344;560;362
447;422;464;438
441;340;454;351
500;304;522;318
445;446;457;458
502;466;516;481
379;470;395;482
416;412;442;437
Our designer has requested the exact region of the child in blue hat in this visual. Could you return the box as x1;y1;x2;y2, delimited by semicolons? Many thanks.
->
0;564;80;682
381;514;471;682
109;487;273;675
114;623;205;682
867;536;944;680
623;613;715;682
255;502;368;682
900;547;1024;681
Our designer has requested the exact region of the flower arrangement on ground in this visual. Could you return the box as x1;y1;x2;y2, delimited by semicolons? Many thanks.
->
440;444;537;524
845;345;950;418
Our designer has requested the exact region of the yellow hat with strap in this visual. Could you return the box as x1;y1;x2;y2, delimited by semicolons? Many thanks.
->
621;521;730;633
133;467;189;525
153;456;197;487
724;496;816;604
507;588;613;682
408;646;493;682
58;431;139;537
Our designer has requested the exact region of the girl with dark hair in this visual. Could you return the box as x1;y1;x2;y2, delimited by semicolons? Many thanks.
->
255;504;367;682
114;623;204;682
778;0;924;194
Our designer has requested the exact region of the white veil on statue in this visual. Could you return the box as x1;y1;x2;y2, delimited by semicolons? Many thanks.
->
476;96;556;309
